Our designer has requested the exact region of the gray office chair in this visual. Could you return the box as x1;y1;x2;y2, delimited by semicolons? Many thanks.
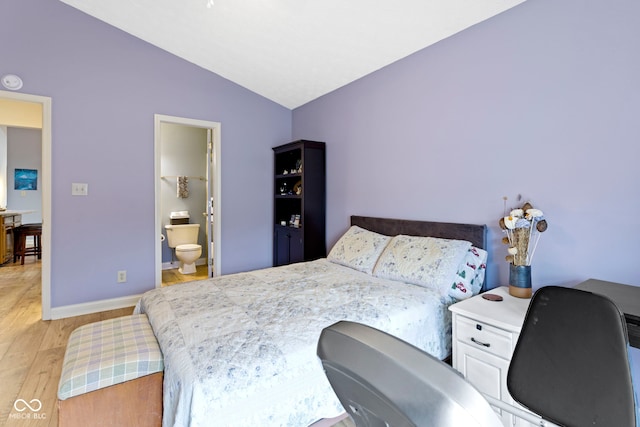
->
507;285;637;427
317;286;638;427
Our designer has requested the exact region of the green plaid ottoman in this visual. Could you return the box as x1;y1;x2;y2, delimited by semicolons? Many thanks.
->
58;314;164;400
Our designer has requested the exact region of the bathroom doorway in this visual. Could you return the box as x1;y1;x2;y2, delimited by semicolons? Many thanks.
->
154;114;221;288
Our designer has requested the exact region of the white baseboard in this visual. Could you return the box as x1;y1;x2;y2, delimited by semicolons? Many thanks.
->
51;258;209;320
50;294;143;320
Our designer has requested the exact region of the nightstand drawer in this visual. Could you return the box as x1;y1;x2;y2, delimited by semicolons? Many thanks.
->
456;315;514;359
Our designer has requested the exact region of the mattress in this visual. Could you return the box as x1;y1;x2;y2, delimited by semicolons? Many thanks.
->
135;259;456;427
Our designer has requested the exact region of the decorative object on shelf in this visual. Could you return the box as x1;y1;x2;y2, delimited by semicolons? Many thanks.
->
499;198;548;298
293;180;302;195
283;214;302;227
280;182;288;195
295;159;302;173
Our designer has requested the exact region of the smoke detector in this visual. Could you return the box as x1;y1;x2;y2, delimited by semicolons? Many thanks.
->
1;74;24;91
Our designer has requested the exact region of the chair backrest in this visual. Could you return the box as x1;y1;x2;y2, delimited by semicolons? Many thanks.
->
507;286;637;427
317;321;503;427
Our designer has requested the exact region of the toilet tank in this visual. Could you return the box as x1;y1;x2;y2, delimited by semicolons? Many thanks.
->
164;224;200;248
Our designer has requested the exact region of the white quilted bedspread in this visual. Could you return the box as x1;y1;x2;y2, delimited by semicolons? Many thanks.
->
135;259;455;427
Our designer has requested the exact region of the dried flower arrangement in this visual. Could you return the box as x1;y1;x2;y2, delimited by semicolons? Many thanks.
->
499;199;548;266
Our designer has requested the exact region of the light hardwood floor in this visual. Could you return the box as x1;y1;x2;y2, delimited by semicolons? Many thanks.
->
0;261;207;426
161;264;209;287
0;258;133;426
0;260;354;427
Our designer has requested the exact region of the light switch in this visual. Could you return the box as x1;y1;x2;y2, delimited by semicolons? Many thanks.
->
72;183;88;196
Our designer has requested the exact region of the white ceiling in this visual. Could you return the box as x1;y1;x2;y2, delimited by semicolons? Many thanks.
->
59;0;525;109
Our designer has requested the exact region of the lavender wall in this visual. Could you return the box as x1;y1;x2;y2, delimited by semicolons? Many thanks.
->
2;0;291;307
293;0;640;289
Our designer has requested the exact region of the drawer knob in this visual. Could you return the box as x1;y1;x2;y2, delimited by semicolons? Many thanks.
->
471;337;491;347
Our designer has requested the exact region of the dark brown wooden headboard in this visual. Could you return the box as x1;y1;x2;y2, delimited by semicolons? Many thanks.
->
350;215;487;250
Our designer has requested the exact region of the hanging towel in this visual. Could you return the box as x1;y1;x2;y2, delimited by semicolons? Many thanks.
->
177;176;189;198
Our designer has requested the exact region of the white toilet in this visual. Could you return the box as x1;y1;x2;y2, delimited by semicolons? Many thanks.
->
164;223;202;274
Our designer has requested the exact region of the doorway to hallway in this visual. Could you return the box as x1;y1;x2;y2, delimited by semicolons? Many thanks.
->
0;90;52;319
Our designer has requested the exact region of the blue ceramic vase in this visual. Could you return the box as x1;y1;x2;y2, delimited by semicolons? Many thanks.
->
509;264;532;298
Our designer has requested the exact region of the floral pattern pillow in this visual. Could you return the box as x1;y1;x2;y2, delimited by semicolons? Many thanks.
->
448;246;488;300
373;235;472;296
327;226;391;274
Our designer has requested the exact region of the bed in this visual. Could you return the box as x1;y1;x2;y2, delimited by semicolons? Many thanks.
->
135;216;488;427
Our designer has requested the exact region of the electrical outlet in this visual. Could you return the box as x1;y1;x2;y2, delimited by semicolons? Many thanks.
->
117;270;127;283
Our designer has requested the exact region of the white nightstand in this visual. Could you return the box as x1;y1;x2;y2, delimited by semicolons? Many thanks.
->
449;286;537;427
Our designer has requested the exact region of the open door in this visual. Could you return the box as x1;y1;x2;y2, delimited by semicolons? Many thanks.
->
205;128;215;277
154;114;221;287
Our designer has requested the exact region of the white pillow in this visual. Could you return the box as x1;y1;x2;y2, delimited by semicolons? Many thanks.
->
327;226;391;274
373;234;471;296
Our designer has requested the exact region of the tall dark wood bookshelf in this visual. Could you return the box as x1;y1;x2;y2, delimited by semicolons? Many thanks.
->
273;140;326;266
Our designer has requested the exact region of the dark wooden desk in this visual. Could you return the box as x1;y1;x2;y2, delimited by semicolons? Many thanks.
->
575;279;640;348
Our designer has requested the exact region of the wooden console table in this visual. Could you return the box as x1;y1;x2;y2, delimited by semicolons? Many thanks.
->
0;210;35;265
575;279;640;348
0;212;21;264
